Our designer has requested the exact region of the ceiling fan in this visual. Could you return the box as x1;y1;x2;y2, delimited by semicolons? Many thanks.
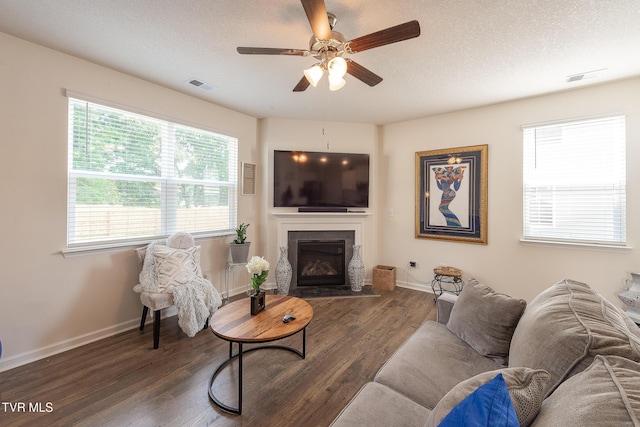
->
237;0;421;92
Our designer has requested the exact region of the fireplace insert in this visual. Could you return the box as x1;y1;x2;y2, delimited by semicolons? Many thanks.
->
297;240;346;286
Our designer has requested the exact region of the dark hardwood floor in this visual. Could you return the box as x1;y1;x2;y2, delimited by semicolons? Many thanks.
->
0;287;435;426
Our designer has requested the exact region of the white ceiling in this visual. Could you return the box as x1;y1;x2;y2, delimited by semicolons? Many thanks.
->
1;0;639;125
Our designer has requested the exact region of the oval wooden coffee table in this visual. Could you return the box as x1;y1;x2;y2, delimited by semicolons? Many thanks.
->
208;295;313;414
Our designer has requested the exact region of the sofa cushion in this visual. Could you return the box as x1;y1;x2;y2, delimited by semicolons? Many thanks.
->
531;355;640;426
426;367;550;427
437;374;519;427
446;279;526;365
509;279;640;395
329;382;430;427
374;321;502;409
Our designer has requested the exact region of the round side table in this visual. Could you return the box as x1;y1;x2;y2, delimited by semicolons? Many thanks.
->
431;266;464;300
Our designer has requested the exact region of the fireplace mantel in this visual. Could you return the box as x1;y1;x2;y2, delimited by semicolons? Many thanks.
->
272;211;371;218
272;211;370;248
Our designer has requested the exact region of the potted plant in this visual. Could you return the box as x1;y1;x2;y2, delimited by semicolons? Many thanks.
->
230;223;251;263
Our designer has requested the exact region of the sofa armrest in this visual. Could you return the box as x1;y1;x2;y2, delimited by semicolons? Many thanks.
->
436;293;458;324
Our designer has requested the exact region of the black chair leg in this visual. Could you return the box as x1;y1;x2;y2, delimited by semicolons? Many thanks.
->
153;310;161;349
139;306;149;331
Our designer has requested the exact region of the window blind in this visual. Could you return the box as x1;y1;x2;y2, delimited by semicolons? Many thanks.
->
522;114;626;245
67;97;238;247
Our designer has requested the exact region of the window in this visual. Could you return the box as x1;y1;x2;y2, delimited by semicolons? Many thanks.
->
522;114;626;245
67;96;238;247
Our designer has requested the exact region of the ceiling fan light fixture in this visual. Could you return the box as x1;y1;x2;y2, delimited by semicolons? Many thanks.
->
304;64;324;87
328;74;346;91
327;56;347;78
237;3;421;93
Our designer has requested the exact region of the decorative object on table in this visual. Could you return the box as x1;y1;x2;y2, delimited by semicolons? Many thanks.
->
618;272;640;323
373;265;397;291
348;244;365;292
415;145;488;244
251;291;266;315
230;223;251;263
275;246;292;295
247;255;269;315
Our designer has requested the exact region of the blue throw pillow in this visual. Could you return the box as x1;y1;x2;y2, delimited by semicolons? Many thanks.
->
438;374;519;427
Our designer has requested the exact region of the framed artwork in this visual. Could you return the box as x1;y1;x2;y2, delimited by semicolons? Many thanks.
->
242;162;256;195
415;145;488;244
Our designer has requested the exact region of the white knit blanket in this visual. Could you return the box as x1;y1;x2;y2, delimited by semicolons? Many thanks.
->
134;240;222;337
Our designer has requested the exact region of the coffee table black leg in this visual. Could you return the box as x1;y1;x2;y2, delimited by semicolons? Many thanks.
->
209;343;243;415
238;343;243;414
209;329;306;415
302;327;306;358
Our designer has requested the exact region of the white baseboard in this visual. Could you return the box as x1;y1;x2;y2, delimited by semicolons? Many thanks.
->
226;280;431;296
0;308;177;373
396;280;433;294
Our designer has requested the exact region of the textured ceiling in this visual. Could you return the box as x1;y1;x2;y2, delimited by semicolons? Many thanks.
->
1;0;639;125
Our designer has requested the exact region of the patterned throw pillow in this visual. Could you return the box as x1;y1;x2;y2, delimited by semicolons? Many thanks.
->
426;367;550;427
437;374;519;427
153;245;201;291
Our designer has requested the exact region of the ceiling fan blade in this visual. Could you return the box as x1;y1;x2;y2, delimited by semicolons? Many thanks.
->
237;47;309;56
347;20;421;53
293;76;311;92
301;0;332;40
346;60;383;86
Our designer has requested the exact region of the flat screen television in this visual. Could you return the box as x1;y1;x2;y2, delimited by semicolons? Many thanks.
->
273;150;369;208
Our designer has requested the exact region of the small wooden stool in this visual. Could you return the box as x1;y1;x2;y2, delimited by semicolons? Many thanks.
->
431;266;464;300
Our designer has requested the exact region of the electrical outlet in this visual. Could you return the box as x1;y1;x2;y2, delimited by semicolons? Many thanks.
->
409;261;417;268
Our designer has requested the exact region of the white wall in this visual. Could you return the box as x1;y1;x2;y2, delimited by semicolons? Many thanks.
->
257;118;380;285
2;28;639;372
0;33;260;371
381;77;640;304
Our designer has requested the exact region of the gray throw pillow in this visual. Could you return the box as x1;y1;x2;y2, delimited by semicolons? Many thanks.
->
509;279;640;396
446;279;526;365
426;367;551;427
531;355;640;426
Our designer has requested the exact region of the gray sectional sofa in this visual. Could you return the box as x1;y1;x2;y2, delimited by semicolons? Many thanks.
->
331;279;640;426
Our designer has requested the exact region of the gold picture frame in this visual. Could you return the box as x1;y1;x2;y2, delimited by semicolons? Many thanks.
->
415;145;488;244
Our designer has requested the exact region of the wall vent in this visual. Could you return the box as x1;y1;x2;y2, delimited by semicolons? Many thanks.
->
186;78;214;91
566;68;606;83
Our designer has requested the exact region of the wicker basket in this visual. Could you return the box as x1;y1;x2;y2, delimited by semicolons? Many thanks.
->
373;265;396;291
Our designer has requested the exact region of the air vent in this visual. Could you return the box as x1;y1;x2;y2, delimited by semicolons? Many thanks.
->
186;78;214;91
566;68;606;83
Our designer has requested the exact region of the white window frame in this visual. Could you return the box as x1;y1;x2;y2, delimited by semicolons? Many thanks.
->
65;92;238;254
522;113;627;247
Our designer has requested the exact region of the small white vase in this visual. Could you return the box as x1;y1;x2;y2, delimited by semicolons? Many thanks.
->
348;245;365;292
275;246;292;295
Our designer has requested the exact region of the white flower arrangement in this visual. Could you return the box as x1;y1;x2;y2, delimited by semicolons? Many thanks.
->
246;256;269;275
246;256;270;293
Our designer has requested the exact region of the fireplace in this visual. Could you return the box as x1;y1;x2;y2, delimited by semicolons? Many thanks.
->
287;230;355;291
297;240;345;286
